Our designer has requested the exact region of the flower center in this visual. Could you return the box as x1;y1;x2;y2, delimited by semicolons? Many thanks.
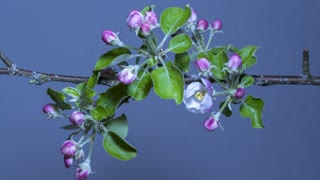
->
194;91;205;101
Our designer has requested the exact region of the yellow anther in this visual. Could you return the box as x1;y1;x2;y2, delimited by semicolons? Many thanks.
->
195;91;205;101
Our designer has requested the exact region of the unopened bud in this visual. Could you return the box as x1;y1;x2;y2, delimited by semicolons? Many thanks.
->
227;54;242;72
69;111;85;125
234;87;245;99
197;19;209;32
203;116;219;131
60;140;77;156
212;19;222;31
126;10;144;30
195;58;210;72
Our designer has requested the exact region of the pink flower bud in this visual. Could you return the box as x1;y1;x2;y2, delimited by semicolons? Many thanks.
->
60;140;77;156
188;8;197;23
126;10;144;30
195;58;210;72
144;11;157;28
234;87;245;99
197;19;209;32
140;22;151;36
227;54;242;71
101;30;123;46
212;19;222;31
203;116;219;131
117;65;139;84
42;103;60;118
64;156;73;169
75;160;91;180
75;167;90;180
69;111;84;125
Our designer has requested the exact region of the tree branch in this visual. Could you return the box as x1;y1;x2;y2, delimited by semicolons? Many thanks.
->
1;50;319;86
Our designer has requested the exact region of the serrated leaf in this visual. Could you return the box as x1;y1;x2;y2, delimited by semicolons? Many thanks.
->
62;87;80;99
168;34;191;53
240;75;254;87
211;51;228;80
151;61;184;104
95;47;131;70
160;6;191;35
126;70;152;101
91;105;109;121
47;88;72;110
97;84;128;116
174;52;190;72
103;131;137;161
240;96;264;128
105;114;128;139
220;101;232;117
237;46;258;69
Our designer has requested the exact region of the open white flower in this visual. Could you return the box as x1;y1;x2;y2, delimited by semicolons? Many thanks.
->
183;81;213;114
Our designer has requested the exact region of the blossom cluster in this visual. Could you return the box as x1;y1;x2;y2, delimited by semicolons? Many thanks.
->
43;105;92;180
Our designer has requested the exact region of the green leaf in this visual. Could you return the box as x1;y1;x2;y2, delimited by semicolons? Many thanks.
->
237;46;258;69
126;70;152;101
109;54;142;67
168;34;191;53
240;95;264;128
103;131;137;161
47;88;72;110
60;124;79;130
211;51;228;80
87;73;100;89
160;6;191;35
91;105;108;121
151;61;184;104
197;51;215;62
240;75;254;87
97;84;128;116
174;52;190;72
220;101;232;117
62;87;80;99
140;5;155;15
95;47;131;70
105;114;128;139
75;83;86;93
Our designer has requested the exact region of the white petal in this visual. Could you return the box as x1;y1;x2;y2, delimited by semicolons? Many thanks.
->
185;82;203;98
200;93;213;114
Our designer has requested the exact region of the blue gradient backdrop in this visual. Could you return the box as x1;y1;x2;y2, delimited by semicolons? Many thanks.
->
1;0;320;179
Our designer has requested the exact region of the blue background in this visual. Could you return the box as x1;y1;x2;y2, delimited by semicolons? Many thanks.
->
1;0;320;179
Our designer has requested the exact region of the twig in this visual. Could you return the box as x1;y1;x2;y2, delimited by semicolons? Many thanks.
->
1;50;319;86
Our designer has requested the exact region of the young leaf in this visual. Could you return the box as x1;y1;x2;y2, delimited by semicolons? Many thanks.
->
240;95;264;128
78;87;96;110
87;73;100;89
197;51;215;62
174;52;190;72
160;6;191;35
95;47;131;71
240;75;254;87
168;34;192;53
103;131;137;161
126;70;152;101
91;105;109;121
97;84;128;116
62;87;80;99
237;46;258;69
47;88;72;110
211;51;228;80
105;114;128;139
151;61;184;104
108;54;143;67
